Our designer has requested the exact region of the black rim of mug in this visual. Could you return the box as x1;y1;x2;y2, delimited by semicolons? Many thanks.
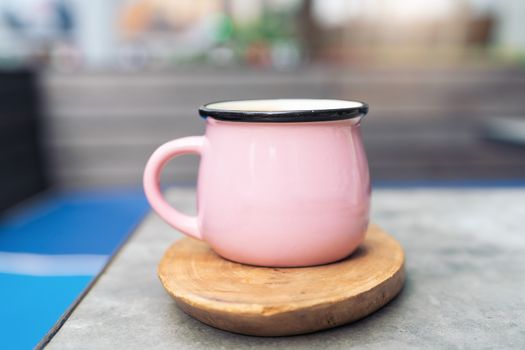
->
198;99;369;123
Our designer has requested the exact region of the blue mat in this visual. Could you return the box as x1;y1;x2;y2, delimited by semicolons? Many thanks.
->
0;189;149;349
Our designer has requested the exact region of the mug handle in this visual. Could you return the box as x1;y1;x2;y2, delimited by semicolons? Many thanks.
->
143;136;205;240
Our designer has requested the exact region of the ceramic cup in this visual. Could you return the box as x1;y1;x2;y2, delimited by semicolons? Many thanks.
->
144;99;370;267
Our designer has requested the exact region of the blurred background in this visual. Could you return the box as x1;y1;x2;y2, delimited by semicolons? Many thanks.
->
2;0;525;210
0;0;524;348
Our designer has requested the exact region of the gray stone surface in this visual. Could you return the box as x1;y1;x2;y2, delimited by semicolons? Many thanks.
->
45;188;525;349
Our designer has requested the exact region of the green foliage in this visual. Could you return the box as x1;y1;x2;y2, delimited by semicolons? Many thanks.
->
225;9;297;49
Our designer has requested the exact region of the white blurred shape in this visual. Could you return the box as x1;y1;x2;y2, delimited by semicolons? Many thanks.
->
313;0;457;27
313;0;349;28
0;252;107;276
230;0;262;24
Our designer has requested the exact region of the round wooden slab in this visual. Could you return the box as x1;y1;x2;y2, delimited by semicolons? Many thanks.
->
158;224;405;336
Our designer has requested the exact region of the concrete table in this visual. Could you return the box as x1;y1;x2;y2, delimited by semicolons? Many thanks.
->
44;188;525;349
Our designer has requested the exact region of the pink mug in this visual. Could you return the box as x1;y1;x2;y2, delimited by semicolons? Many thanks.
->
144;99;370;267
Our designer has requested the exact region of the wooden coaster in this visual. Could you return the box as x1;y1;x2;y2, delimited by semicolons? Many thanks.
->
158;224;405;336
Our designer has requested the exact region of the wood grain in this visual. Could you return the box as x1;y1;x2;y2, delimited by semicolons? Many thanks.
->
158;224;405;336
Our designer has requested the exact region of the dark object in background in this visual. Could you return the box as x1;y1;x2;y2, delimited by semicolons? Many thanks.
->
0;70;48;215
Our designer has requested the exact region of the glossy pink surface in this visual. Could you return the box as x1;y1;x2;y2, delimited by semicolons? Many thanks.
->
144;117;370;267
